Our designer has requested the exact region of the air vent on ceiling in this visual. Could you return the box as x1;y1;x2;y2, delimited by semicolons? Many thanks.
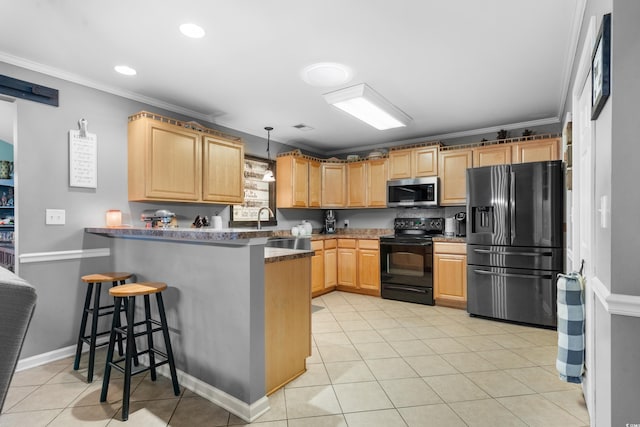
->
293;124;314;132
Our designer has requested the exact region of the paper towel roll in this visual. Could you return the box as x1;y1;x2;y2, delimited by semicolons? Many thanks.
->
212;216;223;230
444;217;455;236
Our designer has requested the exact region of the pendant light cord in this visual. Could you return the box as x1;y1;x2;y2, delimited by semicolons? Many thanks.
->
264;126;273;161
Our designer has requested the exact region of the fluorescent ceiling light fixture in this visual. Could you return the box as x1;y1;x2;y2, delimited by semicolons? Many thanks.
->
323;83;411;130
301;62;353;87
114;65;136;76
180;23;205;38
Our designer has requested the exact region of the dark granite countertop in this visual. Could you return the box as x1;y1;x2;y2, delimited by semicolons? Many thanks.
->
264;247;314;264
85;226;274;244
432;236;467;243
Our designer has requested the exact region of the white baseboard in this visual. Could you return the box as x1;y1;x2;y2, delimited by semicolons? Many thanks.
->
17;343;270;423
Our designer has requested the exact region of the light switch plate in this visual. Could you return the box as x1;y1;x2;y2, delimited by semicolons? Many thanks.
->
46;209;65;225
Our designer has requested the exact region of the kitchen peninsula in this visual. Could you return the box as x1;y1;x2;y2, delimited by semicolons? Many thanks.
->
84;226;313;422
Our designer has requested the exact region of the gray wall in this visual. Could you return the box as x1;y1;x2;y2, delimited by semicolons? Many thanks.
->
562;0;640;424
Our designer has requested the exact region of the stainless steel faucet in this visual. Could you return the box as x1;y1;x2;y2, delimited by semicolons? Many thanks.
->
257;207;274;230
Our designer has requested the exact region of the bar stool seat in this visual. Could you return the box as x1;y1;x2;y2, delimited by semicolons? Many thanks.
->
73;272;136;383
101;281;180;421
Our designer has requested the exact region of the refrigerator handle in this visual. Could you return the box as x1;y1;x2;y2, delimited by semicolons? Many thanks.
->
473;269;554;280
510;171;516;245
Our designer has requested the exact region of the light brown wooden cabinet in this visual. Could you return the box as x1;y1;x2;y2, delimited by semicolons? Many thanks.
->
473;144;512;167
324;239;337;289
337;239;357;288
322;163;347;207
265;256;311;395
439;149;473;206
276;156;309;208
357;240;380;293
311;240;324;295
367;159;388;207
308;160;322;207
202;135;244;203
433;242;467;309
512;138;560;163
128;113;244;204
388;146;438;179
347;162;367;208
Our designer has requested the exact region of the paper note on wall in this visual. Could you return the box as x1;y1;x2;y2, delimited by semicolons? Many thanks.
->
69;129;97;188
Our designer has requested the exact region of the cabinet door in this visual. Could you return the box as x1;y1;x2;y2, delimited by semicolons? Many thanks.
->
367;159;388;207
308;160;322;208
439;149;473;206
347;162;367;207
388;149;412;179
433;253;467;303
322;163;346;207
473;145;512;167
414;146;438;177
357;240;380;293
337;239;357;288
311;241;324;294
276;156;308;208
291;157;309;207
512;138;560;163
135;119;201;201
202;135;244;203
324;244;337;289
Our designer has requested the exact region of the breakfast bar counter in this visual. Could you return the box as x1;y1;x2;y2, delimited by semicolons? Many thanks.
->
84;226;312;422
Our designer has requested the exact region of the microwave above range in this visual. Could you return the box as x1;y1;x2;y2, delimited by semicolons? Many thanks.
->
386;176;439;208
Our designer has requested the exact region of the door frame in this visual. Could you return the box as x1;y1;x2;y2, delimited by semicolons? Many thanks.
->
0;97;17;274
571;15;596;421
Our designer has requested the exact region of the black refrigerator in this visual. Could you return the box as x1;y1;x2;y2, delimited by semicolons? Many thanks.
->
466;160;563;328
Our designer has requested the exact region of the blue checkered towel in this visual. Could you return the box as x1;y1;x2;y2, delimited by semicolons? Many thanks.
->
556;272;585;383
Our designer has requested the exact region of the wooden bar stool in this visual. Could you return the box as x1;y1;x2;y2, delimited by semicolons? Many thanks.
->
73;272;137;383
101;282;180;421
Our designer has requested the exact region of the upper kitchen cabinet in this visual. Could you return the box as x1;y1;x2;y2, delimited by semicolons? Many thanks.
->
388;145;438;179
512;137;560;163
439;148;473;206
473;144;512;167
367;158;388;207
276;155;309;208
128;112;244;204
308;160;322;208
202;135;244;203
322;163;346;207
347;161;367;208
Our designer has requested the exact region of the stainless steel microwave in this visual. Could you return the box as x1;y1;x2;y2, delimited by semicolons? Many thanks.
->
387;177;439;207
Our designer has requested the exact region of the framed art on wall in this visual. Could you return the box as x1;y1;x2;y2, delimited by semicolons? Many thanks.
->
591;13;611;120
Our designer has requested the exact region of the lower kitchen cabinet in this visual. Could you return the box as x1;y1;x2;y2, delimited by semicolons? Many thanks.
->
311;240;330;297
433;241;467;309
265;256;311;395
357;239;380;294
323;239;337;290
337;239;357;288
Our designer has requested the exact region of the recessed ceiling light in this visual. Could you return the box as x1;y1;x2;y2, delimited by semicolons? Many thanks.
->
114;65;137;76
180;23;205;39
301;62;353;87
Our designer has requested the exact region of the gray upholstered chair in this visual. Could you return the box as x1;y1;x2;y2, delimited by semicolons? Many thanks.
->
0;267;37;412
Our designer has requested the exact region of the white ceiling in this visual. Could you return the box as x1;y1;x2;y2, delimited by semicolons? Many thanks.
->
0;1;583;153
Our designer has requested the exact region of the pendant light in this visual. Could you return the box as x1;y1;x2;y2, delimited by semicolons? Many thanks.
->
262;126;275;182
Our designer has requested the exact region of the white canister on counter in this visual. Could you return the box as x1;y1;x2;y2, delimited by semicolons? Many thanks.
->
444;217;455;236
301;220;313;236
291;226;300;236
212;215;223;230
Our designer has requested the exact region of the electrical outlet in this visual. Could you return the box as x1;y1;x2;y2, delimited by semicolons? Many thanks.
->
46;209;66;225
344;219;349;227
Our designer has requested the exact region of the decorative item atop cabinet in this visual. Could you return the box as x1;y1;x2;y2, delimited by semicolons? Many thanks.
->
128;111;244;204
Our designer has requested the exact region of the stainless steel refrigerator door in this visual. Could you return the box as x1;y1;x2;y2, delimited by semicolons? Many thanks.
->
510;160;563;248
467;165;510;245
467;266;558;327
467;245;563;271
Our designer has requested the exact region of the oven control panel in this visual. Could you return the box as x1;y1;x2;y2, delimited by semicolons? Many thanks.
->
394;217;443;232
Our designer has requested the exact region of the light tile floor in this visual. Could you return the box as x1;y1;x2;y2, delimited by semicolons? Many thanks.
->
0;291;590;426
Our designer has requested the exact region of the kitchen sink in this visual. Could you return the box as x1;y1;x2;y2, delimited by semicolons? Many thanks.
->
266;236;311;251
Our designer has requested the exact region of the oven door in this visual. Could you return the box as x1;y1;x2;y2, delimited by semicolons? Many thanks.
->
380;240;433;288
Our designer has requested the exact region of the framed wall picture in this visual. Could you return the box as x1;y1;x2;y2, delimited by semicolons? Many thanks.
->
591;13;611;120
